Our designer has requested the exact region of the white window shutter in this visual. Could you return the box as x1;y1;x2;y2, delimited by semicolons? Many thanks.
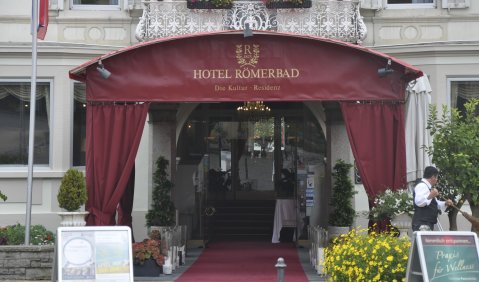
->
442;0;470;9
359;0;384;10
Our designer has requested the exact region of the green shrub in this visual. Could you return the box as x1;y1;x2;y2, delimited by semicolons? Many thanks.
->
145;157;176;227
31;225;56;245
57;168;87;211
3;224;24;245
328;159;357;226
0;224;55;245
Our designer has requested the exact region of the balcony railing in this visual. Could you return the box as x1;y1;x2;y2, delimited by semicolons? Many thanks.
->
135;0;366;44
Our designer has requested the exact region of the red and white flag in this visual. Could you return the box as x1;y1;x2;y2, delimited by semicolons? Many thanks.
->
37;0;48;40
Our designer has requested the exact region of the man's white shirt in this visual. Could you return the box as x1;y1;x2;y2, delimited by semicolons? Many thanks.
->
414;178;447;212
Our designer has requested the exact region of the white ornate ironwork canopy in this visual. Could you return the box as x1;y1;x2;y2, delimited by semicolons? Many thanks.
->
135;0;366;44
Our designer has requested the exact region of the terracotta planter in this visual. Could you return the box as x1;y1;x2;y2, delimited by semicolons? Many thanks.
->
133;259;162;277
187;1;233;9
265;0;312;9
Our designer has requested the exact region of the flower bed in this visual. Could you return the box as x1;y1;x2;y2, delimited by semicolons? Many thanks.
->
0;224;55;245
0;224;56;280
321;227;410;281
133;239;165;266
265;0;312;9
187;0;233;9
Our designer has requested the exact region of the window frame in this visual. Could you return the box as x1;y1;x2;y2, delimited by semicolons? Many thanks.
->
0;78;53;171
72;82;87;168
447;77;479;110
386;0;436;9
70;0;121;11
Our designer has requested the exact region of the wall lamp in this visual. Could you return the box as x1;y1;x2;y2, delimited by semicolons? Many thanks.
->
96;60;111;79
377;59;394;77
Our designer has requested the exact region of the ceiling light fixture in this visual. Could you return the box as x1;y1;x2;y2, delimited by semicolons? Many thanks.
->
237;101;271;113
237;101;271;121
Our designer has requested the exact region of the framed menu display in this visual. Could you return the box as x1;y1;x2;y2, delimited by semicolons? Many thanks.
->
56;226;133;282
407;231;479;281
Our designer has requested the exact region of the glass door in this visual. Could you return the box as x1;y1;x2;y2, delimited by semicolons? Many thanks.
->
177;102;326;242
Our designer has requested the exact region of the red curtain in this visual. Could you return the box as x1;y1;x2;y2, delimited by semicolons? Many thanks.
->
117;167;135;241
85;103;149;226
340;102;406;202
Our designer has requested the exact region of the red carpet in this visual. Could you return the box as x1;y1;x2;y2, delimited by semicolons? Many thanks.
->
176;241;309;282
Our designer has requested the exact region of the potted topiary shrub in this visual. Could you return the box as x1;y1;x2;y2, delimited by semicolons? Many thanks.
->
145;156;176;235
57;168;88;226
328;159;357;241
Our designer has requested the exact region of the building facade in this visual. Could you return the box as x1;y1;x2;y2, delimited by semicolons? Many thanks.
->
0;0;477;241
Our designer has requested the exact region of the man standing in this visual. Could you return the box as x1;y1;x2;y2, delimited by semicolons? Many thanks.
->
412;166;453;231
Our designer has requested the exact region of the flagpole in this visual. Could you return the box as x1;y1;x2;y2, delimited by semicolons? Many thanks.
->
25;0;39;245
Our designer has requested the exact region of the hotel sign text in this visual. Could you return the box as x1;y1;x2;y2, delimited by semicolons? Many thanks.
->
191;44;300;94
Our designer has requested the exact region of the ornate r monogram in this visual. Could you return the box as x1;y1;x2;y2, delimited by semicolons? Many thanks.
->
236;44;260;68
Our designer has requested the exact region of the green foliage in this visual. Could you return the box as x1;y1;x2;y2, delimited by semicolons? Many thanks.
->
0;190;6;201
0;223;24;245
57;168;87;211
254;118;274;140
426;99;479;205
265;0;305;5
328;159;357;226
369;188;414;221
145;157;176;227
0;223;55;245
191;0;233;8
322;227;410;281
209;0;233;7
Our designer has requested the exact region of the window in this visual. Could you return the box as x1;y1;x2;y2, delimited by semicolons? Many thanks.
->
387;0;435;8
449;79;479;115
71;0;120;10
73;83;86;167
388;0;433;3
0;82;50;166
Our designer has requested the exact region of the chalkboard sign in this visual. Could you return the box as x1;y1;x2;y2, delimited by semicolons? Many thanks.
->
55;226;134;282
407;231;479;282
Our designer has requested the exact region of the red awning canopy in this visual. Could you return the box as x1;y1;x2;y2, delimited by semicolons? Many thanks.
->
70;30;422;228
69;30;422;103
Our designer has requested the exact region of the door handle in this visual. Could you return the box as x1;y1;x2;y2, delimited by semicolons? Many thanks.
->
204;206;216;216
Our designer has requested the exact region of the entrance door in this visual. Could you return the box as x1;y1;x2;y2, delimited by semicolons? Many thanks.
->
206;119;277;201
177;102;326;242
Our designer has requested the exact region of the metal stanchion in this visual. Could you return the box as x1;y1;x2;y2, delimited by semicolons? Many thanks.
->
275;257;287;282
436;217;444;231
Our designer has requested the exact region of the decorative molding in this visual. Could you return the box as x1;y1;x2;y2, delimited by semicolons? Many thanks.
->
419;25;444;40
377;24;445;43
63;26;128;43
